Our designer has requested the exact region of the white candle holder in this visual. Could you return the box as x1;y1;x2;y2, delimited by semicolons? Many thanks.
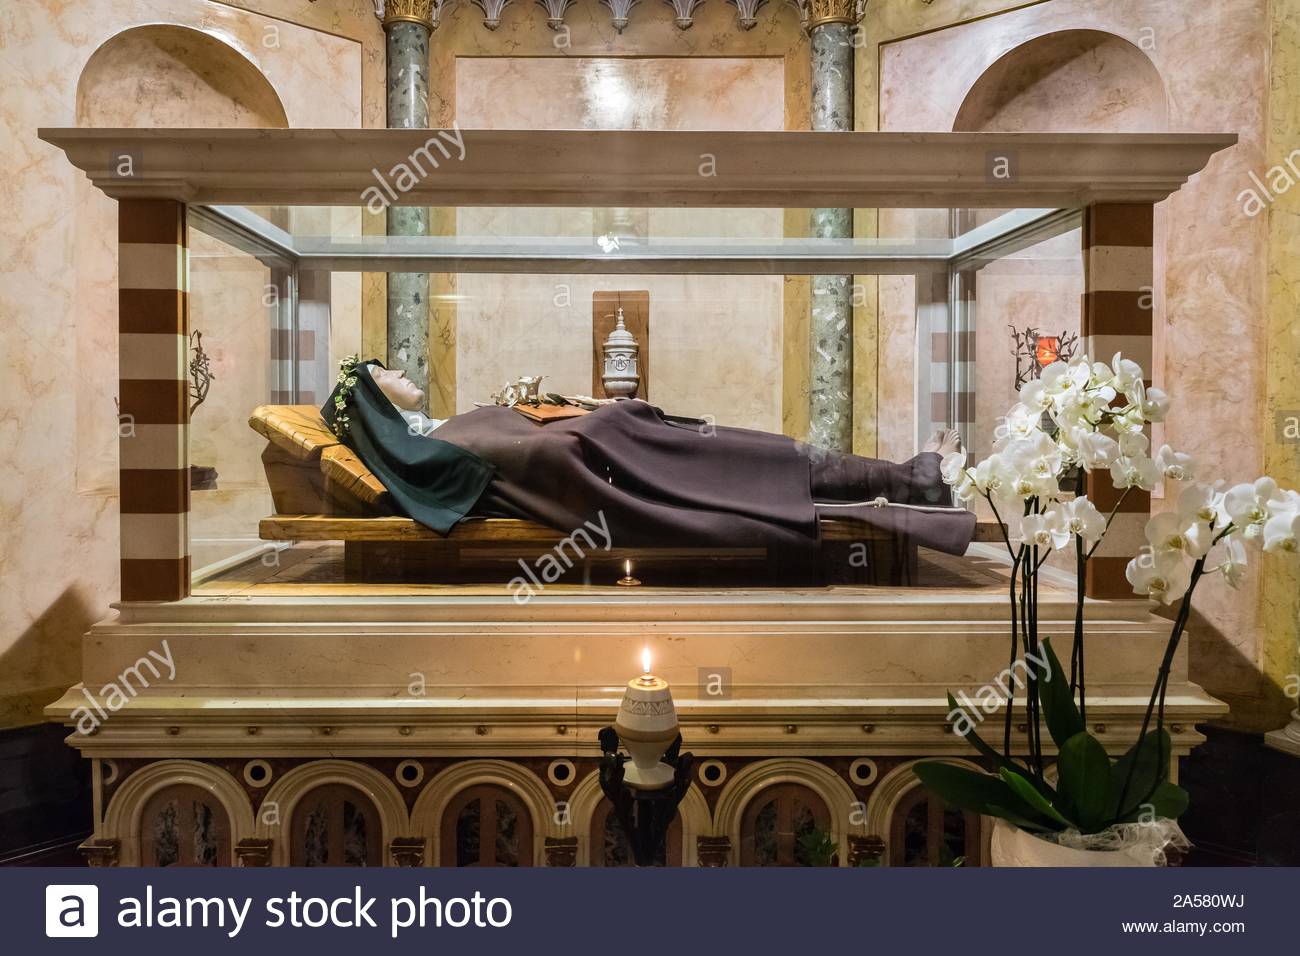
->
613;673;678;790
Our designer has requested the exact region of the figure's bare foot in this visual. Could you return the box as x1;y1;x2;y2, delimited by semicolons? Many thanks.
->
922;428;962;455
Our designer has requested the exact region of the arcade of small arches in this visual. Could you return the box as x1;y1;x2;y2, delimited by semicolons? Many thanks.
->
81;755;988;868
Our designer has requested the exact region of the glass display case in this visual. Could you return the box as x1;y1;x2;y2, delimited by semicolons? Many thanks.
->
183;200;1083;591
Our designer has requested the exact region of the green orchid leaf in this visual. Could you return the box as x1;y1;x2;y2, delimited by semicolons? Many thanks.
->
999;768;1073;830
986;804;1057;833
1035;638;1085;747
1057;731;1111;832
913;761;1011;815
1106;729;1173;821
914;762;1057;831
1116;781;1189;824
945;693;1050;794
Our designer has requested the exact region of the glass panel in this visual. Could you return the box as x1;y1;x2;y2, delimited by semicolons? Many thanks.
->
342;800;369;867
303;805;328;866
153;800;179;867
791;800;818;867
494;798;519;866
192;801;218;866
903;799;929;867
752;800;778;866
184;202;1080;597
602;811;631;867
456;799;482;867
941;808;968;867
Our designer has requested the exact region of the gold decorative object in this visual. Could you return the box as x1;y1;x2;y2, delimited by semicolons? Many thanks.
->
378;0;438;29
805;0;862;29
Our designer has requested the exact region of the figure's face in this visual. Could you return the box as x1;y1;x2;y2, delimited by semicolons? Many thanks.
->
369;365;424;411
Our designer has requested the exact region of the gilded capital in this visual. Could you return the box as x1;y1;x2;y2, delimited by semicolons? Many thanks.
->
376;0;438;29
805;0;862;29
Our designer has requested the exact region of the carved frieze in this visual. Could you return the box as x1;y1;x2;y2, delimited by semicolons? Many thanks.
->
697;835;731;866
79;838;121;868
544;836;579;867
472;0;514;29
726;0;768;30
601;0;641;33
535;0;577;29
390;836;427;866
847;834;885;867
235;838;273;867
665;0;706;29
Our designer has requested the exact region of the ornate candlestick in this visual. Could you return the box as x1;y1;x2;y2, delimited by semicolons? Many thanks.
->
599;649;693;865
601;307;641;399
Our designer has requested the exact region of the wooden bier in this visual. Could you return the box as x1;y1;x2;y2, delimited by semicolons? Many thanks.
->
250;405;982;585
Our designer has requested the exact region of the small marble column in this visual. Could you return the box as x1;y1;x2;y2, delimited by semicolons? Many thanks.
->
380;2;435;411
807;2;861;451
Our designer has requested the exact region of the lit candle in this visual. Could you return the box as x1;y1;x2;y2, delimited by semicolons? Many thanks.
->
615;646;677;790
617;557;641;587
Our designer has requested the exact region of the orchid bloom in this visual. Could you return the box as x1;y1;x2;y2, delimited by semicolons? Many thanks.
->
939;451;967;486
1118;430;1150;459
1019;509;1071;551
1140;386;1171;423
1072;428;1119;470
1262;510;1300;553
1060;496;1106;547
1111;353;1144;397
1224;478;1279;542
1177;482;1227;528
1144;511;1213;559
1155;444;1196;482
1109;454;1160;491
1126;548;1193;604
1216;535;1249;589
1019;378;1054;413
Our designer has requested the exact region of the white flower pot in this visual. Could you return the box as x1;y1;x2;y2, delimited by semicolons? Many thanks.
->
989;818;1159;867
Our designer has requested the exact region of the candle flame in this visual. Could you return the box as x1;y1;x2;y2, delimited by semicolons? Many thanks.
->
625;558;632;575
641;646;652;675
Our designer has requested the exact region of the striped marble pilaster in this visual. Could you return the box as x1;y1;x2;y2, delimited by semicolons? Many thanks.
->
118;200;190;602
1082;203;1154;600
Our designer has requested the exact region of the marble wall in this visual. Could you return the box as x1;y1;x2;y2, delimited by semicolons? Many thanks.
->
0;0;377;727
453;55;786;431
405;2;811;423
876;0;1281;730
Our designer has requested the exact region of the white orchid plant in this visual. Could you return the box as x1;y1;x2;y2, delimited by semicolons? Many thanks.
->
916;352;1300;841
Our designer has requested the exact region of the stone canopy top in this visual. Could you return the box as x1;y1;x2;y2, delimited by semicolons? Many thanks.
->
39;127;1236;209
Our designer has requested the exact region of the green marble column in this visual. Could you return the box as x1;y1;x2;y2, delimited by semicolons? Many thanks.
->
382;4;434;412
808;6;859;452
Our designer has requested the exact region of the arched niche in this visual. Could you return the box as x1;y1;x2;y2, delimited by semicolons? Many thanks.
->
713;758;862;867
259;760;410;866
71;23;290;569
865;758;987;867
76;24;287;129
953;30;1168;133
410;760;557;867
951;29;1170;470
70;25;287;491
101;759;254;867
567;770;711;866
